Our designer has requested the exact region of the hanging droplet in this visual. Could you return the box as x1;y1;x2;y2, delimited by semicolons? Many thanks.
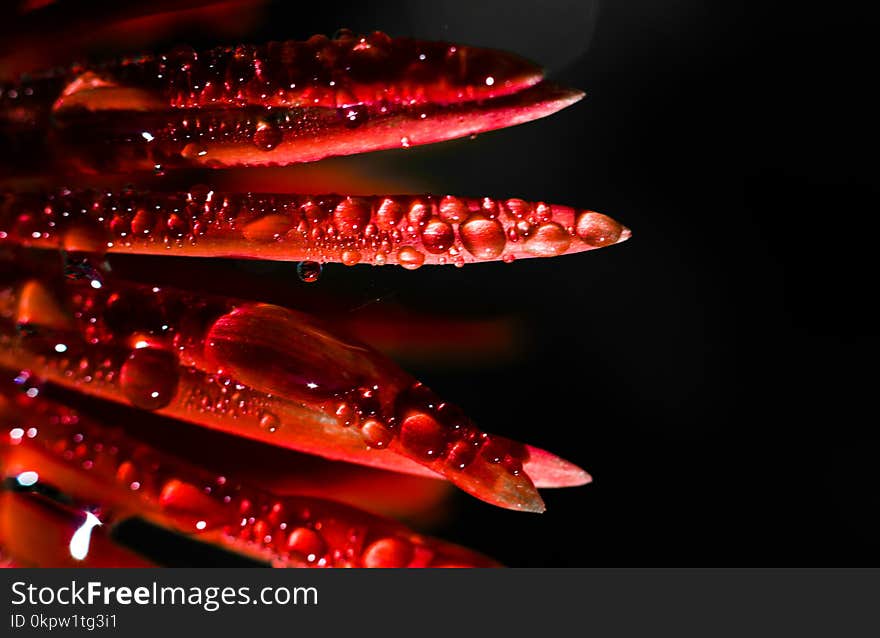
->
297;261;322;282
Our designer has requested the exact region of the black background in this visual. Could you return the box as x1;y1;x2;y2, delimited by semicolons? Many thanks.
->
9;1;879;566
251;1;876;566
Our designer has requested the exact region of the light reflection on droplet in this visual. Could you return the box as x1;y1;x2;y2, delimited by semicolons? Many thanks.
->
16;471;39;487
54;343;68;353
69;511;102;561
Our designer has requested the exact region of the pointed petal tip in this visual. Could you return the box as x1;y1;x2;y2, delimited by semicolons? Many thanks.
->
538;85;586;114
565;88;587;105
524;445;593;488
516;491;547;514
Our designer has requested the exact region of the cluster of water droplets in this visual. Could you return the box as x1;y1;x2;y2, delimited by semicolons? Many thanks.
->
147;30;523;110
6;386;478;566
1;189;625;269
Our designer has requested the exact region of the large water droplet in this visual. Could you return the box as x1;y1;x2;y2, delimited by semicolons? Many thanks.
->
204;304;381;402
459;215;506;260
375;198;403;231
420;218;454;254
399;412;446;460
439;196;469;224
523;222;572;257
333;197;370;237
119;347;179;410
575;211;624;247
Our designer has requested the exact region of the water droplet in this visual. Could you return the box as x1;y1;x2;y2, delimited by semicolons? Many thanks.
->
165;213;189;238
420;218;454;254
459;215;506;260
399;412;446;460
575;211;624;247
400;136;411;148
119;347;179;410
253;123;283;151
375;198;404;231
505;198;531;218
335;402;358;427
523;222;572;257
158;479;218;529
407;201;431;228
258;411;280;433
534;202;554;223
341;249;361;266
297;261;322;282
110;214;130;237
447;440;479;470
362;537;414;568
333;197;370;237
361;418;392;448
396;246;425;270
131;209;156;235
438;196;469;224
204;304;374;402
287;527;325;560
502;253;516;264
